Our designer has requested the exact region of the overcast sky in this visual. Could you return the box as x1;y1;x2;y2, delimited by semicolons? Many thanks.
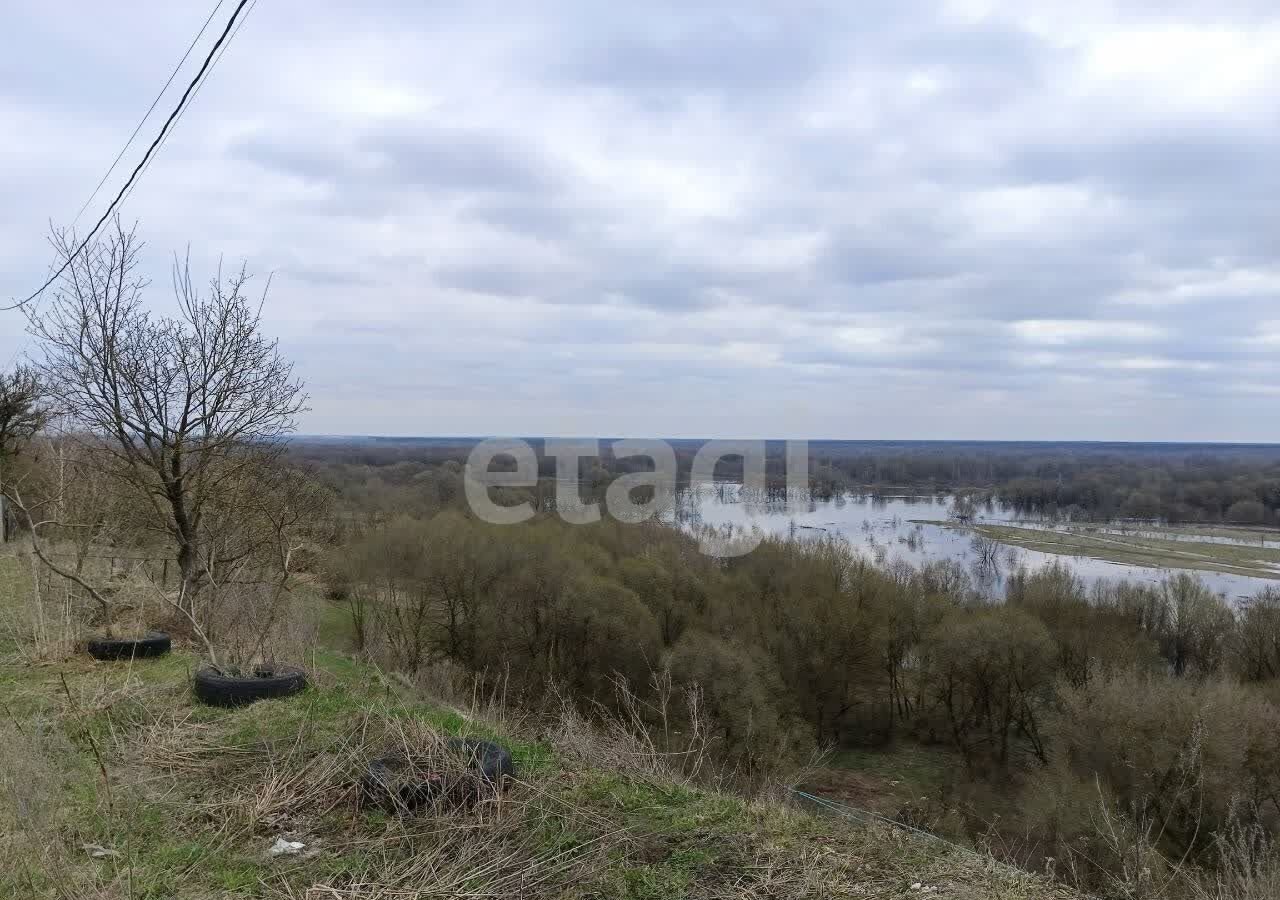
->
2;1;1278;441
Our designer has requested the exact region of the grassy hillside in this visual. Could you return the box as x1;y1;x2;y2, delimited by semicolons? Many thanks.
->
0;558;1082;899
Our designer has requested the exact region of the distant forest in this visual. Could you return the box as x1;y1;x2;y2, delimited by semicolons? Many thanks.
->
291;437;1280;526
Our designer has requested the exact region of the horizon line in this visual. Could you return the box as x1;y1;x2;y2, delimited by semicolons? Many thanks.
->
290;433;1280;448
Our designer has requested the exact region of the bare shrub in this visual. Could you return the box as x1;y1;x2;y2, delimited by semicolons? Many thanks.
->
546;674;709;787
1201;820;1280;900
0;546;77;660
200;581;319;672
1039;669;1280;896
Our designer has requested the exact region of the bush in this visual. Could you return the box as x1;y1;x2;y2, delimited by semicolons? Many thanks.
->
1233;588;1280;683
920;605;1056;773
667;630;798;767
1053;670;1280;862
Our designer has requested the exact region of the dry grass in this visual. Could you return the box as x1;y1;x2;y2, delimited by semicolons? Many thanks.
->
1198;824;1280;900
0;545;182;663
131;701;625;899
0;638;1097;900
0;719;84;893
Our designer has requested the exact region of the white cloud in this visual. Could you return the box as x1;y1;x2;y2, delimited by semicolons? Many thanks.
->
1112;267;1280;308
1078;25;1280;112
1009;320;1167;345
1104;356;1216;372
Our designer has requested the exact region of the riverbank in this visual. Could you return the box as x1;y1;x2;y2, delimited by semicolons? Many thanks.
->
967;522;1280;582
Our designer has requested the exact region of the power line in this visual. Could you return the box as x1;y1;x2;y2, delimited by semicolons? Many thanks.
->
119;0;258;211
73;2;226;227
3;0;253;313
124;0;257;206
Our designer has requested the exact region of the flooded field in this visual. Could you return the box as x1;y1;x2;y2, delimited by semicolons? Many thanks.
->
675;487;1278;602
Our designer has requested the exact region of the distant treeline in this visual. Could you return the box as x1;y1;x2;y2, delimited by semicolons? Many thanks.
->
292;437;1280;525
808;441;1280;524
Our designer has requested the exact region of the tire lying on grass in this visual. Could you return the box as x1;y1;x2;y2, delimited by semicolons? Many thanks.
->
360;737;516;812
192;664;307;707
86;631;171;661
361;756;450;811
450;737;516;785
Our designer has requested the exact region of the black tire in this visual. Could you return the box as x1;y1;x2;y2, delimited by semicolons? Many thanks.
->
360;738;515;813
86;631;171;661
192;665;307;707
446;737;516;785
361;756;450;811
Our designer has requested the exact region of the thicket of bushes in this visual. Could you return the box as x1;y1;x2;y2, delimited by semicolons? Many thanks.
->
314;455;1280;897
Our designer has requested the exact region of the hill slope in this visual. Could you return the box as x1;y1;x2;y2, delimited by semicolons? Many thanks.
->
0;558;1081;899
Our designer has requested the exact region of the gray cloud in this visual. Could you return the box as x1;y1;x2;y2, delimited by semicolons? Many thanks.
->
232;124;567;205
2;0;1279;440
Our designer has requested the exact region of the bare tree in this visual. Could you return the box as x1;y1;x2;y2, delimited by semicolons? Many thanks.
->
0;365;50;542
27;220;309;648
970;532;1001;573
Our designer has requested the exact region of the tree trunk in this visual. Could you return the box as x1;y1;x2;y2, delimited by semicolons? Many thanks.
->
0;460;7;543
178;540;200;613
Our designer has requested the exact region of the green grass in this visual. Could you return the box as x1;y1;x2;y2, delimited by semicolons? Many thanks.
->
0;552;33;653
1155;523;1280;544
970;523;1280;580
799;742;960;827
829;744;953;792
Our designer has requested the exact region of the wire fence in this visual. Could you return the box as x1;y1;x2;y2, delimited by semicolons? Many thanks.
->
36;551;178;587
789;788;1040;883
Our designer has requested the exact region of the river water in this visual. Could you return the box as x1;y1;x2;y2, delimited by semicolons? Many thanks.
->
674;487;1274;602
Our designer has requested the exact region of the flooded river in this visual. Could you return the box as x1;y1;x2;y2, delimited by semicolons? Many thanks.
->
674;487;1274;602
